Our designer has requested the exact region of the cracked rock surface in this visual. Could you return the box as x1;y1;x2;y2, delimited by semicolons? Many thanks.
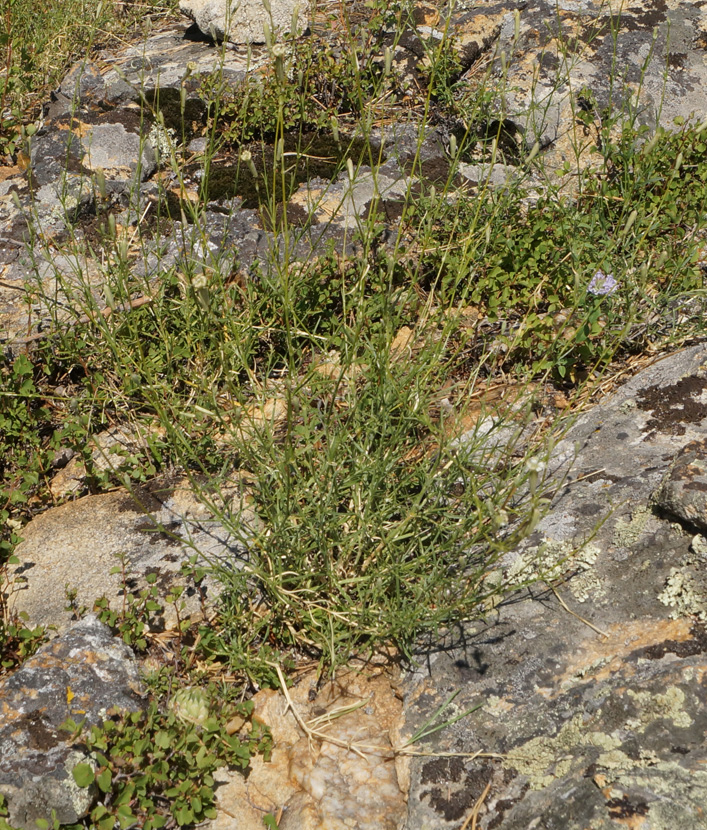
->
402;345;707;829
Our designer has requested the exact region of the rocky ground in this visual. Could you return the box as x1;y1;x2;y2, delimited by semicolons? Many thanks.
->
1;0;707;827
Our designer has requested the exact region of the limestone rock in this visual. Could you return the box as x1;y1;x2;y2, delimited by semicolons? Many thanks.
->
179;0;309;44
402;344;707;829
0;616;144;829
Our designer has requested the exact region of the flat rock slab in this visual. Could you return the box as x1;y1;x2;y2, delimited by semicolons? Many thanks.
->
403;344;707;830
0;616;144;829
8;477;251;634
96;22;267;95
208;669;406;830
179;0;309;44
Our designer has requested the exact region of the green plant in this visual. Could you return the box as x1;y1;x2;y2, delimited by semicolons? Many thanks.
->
0;612;46;673
6;0;706;696
64;689;271;830
0;0;179;155
93;553;191;652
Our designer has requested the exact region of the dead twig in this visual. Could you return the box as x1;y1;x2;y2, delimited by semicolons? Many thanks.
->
551;585;610;639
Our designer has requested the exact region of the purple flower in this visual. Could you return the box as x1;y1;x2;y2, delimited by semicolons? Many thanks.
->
587;270;618;296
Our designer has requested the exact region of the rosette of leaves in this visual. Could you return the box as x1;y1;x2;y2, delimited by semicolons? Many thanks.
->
66;692;271;830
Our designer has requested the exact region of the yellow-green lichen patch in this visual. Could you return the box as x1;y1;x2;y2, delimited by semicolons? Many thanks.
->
483;695;514;718
690;534;707;558
596;748;659;777
622;763;707;828
560;656;611;692
64;749;96;817
502;682;696;791
626;686;693;729
503;714;621;790
506;539;601;591
568;568;605;604
613;505;651;548
658;567;707;621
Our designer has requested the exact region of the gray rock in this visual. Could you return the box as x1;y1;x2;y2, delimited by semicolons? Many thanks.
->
59;61;107;106
79;122;156;182
654;438;707;532
458;162;518;189
30;131;84;188
28;112;154;198
0;616;144;829
97;23;255;96
179;0;308;44
8;476;253;634
403;344;707;830
449;0;707;176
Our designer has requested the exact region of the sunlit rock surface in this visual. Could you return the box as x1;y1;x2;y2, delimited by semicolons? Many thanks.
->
208;669;408;829
403;344;707;829
0;617;144;829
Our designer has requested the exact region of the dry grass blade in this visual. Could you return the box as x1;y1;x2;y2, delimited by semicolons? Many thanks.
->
268;663;505;762
551;585;610;639
460;778;492;830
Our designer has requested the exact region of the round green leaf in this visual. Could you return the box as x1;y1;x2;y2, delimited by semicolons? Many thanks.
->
72;762;95;788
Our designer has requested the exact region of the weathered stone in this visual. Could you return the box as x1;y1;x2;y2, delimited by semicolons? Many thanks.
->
207;669;407;830
402;344;707;829
8;476;253;634
97;23;259;97
30;131;85;188
449;0;707;179
79;121;156;182
0;616;144;829
458;162;518;189
179;0;309;44
654;438;707;532
59;61;107;106
48;424;164;499
288;165;409;231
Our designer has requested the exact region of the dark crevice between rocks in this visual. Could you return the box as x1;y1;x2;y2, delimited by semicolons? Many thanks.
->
141;87;208;144
162;133;384;228
182;21;217;43
652;502;706;536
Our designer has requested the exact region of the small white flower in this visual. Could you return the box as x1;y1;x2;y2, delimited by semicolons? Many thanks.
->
525;457;546;474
